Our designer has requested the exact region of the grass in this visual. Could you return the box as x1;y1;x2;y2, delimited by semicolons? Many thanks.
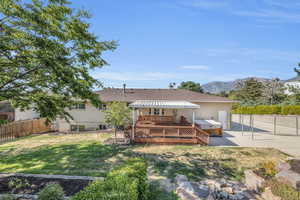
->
0;132;288;182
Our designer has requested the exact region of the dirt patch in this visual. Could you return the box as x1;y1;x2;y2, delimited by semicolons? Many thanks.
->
290;160;300;174
0;175;91;196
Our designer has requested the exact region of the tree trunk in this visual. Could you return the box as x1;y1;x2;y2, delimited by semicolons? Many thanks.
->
114;126;117;143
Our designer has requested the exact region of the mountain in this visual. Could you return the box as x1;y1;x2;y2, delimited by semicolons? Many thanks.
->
202;77;271;94
286;76;300;82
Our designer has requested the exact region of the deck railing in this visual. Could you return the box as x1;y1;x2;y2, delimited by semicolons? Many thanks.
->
138;115;174;123
135;124;209;145
195;126;210;145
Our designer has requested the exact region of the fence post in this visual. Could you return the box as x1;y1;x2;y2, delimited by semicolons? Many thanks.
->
296;116;299;136
241;114;244;136
251;115;254;140
273;116;277;135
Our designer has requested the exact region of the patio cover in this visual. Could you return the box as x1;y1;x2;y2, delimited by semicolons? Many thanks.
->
129;100;200;109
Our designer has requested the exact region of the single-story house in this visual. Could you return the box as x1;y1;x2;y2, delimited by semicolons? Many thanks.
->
53;87;235;130
14;87;235;143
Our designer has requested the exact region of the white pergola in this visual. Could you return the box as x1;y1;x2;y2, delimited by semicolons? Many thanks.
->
129;100;200;139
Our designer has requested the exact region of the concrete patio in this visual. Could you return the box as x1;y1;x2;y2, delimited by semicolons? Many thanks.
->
210;131;300;157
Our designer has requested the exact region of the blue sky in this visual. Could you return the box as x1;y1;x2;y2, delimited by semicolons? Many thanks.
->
74;0;300;88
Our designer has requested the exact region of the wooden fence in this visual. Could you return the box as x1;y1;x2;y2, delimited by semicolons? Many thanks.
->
0;118;52;142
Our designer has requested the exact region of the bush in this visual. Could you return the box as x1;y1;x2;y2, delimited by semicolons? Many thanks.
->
71;158;148;200
232;105;300;115
259;161;277;178
281;105;300;115
0;194;15;200
264;179;299;200
38;183;65;200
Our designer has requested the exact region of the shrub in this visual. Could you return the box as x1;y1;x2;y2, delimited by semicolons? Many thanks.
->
8;178;30;191
0;194;15;200
259;161;277;178
264;179;299;200
232;105;300;115
281;105;300;115
71;158;148;200
38;183;65;200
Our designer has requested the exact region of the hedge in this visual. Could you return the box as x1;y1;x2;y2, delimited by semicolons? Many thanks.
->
71;158;148;200
232;105;300;115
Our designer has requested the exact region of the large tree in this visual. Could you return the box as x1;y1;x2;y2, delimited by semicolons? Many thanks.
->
235;78;265;105
178;81;204;93
262;78;286;105
0;0;116;121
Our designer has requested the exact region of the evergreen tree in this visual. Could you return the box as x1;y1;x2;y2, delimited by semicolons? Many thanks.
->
235;78;264;105
178;81;204;93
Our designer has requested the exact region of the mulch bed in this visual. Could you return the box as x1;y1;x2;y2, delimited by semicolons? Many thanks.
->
0;175;92;196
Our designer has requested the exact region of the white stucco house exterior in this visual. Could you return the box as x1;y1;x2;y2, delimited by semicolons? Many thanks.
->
284;81;300;95
14;88;236;132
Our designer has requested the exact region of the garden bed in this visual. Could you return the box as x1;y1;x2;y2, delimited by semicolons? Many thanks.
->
0;173;101;197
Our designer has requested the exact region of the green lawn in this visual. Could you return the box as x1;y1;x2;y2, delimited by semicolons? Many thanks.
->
0;132;288;181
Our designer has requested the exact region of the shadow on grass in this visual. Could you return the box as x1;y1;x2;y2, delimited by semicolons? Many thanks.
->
0;143;129;177
149;181;179;200
143;151;245;182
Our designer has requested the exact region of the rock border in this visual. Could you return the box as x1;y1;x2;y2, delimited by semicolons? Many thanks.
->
0;173;104;181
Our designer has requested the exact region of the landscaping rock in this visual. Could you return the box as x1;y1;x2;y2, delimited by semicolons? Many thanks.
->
175;175;254;200
261;187;281;200
244;170;265;192
159;178;176;193
177;181;195;194
276;169;300;190
175;174;189;183
276;161;291;172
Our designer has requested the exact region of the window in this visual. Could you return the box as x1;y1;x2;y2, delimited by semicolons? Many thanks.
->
71;103;86;110
78;103;85;109
99;124;107;130
148;108;152;115
161;109;165;116
71;125;85;131
99;103;107;111
153;108;160;115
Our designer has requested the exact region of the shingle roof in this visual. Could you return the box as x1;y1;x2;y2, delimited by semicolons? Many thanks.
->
95;89;235;103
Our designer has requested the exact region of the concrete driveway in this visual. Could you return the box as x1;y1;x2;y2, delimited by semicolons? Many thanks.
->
210;131;300;157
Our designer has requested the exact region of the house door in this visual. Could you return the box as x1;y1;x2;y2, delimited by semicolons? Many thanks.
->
218;110;228;129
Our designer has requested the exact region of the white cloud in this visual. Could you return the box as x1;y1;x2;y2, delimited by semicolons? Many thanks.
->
200;48;300;62
235;9;300;23
180;0;228;9
176;0;300;24
180;65;210;70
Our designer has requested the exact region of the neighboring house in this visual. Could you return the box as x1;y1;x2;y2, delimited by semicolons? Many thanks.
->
51;88;235;133
284;81;300;95
0;101;14;121
14;108;40;121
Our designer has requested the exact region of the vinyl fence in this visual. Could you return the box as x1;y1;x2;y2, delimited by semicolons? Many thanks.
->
0;118;52;142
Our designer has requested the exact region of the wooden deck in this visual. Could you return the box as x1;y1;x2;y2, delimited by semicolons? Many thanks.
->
134;124;210;145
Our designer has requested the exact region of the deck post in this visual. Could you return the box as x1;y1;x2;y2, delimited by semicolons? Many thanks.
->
192;111;195;127
132;109;136;141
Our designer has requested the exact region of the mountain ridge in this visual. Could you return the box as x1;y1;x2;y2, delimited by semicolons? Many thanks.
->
202;77;296;94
